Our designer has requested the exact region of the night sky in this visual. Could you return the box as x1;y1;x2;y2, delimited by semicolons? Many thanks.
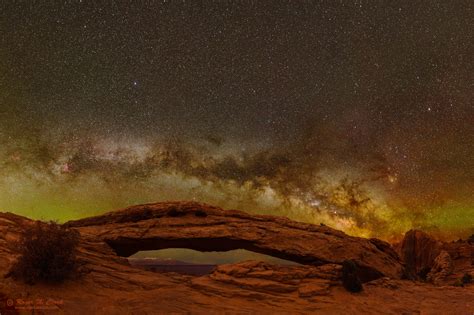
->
1;1;473;240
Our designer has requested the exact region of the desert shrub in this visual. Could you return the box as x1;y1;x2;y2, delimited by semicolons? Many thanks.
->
453;273;473;287
8;221;80;284
401;267;416;280
461;273;472;284
417;266;431;281
342;259;363;293
467;234;474;244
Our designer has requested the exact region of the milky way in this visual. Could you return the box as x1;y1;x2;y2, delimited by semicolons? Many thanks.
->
0;2;473;240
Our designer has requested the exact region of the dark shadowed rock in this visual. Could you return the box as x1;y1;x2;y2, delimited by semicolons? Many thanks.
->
468;235;474;244
400;230;441;279
342;260;363;292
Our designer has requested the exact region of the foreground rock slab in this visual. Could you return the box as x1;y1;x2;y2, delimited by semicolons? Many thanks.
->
1;202;473;314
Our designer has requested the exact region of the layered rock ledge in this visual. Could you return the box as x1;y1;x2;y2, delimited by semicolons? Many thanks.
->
1;202;473;314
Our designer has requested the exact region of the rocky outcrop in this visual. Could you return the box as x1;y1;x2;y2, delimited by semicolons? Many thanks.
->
0;212;37;272
342;260;363;292
65;201;403;281
427;250;454;284
192;260;341;298
1;204;474;314
398;229;474;284
440;239;474;284
399;230;441;279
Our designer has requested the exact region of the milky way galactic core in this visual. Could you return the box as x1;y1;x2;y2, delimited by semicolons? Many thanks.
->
1;2;473;240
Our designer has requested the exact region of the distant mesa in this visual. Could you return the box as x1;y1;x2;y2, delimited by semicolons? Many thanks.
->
128;258;196;266
128;257;216;276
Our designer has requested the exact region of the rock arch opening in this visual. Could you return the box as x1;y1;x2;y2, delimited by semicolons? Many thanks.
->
105;237;325;266
128;248;299;275
65;201;404;281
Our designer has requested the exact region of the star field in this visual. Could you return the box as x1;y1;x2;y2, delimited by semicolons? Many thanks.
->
0;1;473;240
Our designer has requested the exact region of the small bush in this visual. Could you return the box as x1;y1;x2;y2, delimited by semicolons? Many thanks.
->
453;273;472;287
342;260;363;293
417;267;431;281
461;273;472;285
8;221;80;284
467;234;474;244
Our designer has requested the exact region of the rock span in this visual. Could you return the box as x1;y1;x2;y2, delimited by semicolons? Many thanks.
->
65;201;403;282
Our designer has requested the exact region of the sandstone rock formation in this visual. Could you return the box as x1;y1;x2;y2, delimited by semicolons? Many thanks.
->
1;202;473;314
399;229;441;279
426;250;453;285
440;238;474;284
65;201;403;282
192;260;342;298
398;229;474;285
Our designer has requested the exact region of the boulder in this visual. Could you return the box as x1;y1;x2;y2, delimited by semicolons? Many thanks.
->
399;230;441;279
426;250;453;285
342;260;363;292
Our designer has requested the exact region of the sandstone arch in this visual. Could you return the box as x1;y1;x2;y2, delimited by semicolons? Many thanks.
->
66;202;403;282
